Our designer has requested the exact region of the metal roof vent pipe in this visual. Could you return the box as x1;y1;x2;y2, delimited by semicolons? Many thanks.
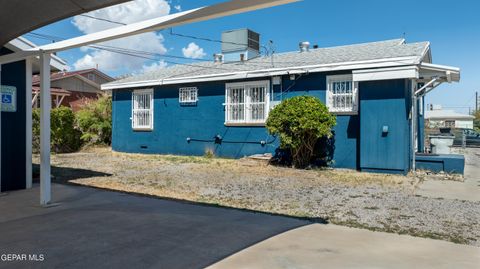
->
213;53;224;63
299;41;310;52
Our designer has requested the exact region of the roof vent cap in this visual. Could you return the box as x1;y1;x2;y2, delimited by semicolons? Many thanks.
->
299;41;310;52
213;53;224;63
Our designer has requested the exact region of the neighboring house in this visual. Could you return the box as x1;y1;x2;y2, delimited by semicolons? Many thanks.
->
32;68;114;111
102;29;460;174
425;105;474;129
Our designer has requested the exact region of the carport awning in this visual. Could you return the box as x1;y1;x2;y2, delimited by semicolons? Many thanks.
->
352;63;460;83
0;0;130;47
418;63;460;83
0;0;300;65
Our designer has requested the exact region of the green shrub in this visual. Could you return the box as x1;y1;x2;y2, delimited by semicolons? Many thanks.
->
474;110;480;132
75;96;112;145
266;96;336;168
32;107;82;153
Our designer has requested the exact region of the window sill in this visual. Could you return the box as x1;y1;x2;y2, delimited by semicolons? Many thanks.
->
330;111;358;116
225;122;266;127
133;128;153;132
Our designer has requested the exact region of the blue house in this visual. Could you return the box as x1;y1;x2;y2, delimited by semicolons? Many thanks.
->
103;29;461;174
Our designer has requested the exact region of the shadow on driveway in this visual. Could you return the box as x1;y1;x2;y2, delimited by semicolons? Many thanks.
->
33;164;113;184
0;183;322;269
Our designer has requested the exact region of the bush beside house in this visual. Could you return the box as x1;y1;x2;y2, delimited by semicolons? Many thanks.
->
75;96;112;145
266;96;336;168
474;110;480;132
33;96;112;153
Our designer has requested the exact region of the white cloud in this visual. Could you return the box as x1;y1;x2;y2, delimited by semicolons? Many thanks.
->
174;5;182;11
72;0;171;72
182;42;206;59
141;60;168;73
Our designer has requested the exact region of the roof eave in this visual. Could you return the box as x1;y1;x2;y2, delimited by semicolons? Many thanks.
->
102;56;420;90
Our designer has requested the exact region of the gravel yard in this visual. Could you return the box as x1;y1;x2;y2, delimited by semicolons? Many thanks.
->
36;147;480;246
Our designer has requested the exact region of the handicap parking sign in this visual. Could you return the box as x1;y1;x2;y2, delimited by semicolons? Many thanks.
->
1;85;16;112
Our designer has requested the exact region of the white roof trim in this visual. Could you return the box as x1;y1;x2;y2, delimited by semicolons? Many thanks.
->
352;66;419;82
419;63;460;82
419;41;431;63
102;56;420;90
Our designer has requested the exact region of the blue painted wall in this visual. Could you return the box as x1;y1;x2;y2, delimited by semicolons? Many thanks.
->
111;73;416;173
112;72;360;169
0;47;26;191
359;79;410;173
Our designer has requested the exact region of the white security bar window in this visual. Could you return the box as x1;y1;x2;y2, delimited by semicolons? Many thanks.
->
132;89;154;130
179;87;198;103
444;120;455;128
326;74;358;114
225;81;269;125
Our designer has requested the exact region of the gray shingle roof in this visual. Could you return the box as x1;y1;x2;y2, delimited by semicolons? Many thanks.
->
104;38;429;88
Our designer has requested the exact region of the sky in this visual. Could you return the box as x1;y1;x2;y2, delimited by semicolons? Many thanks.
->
27;0;480;114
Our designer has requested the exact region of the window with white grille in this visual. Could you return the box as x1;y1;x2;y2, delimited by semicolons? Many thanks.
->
225;81;269;125
326;75;358;114
444;120;455;128
132;89;153;130
179;87;198;103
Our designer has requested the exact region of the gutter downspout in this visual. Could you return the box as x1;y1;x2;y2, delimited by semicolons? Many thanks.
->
411;80;416;173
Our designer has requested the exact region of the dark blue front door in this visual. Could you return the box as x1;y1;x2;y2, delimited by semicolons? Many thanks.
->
359;79;410;173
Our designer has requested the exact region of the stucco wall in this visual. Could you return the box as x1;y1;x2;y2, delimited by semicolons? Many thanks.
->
111;74;413;172
112;72;360;169
0;47;26;191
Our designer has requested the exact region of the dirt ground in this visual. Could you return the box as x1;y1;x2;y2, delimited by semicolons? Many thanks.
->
34;147;480;246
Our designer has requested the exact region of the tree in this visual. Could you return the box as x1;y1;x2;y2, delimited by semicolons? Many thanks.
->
266;95;336;168
75;96;112;145
474;110;480;132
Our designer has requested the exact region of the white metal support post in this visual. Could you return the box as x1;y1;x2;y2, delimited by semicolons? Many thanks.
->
411;80;417;172
25;57;32;189
39;53;51;205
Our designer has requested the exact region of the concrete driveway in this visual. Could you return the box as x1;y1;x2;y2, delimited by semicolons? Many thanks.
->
0;184;307;269
1;183;479;269
208;224;480;269
417;148;480;202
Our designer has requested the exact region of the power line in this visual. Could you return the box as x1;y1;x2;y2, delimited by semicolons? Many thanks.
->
168;29;248;46
26;31;278;68
25;32;258;76
69;12;251;48
25;32;210;62
79;14;127;26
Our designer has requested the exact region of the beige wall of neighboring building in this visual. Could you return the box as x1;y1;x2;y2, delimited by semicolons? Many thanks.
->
80;71;111;85
51;76;102;94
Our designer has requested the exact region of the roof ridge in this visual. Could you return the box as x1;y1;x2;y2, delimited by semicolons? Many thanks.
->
269;38;406;57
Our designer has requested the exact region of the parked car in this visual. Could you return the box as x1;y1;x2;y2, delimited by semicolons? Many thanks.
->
452;128;480;147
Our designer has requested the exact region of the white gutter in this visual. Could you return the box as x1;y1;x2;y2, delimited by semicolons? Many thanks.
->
101;56;420;90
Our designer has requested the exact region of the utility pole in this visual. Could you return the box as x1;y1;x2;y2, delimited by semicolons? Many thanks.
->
476;91;478;112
